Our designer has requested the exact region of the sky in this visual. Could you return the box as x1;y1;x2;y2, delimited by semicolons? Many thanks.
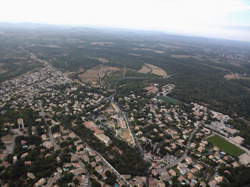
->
0;0;250;41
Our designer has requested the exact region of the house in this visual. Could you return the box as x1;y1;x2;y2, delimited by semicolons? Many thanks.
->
94;133;111;146
224;127;238;136
1;134;13;144
208;180;218;187
17;118;25;129
27;172;35;179
194;164;203;170
230;136;244;145
239;153;250;165
214;176;224;183
43;141;53;149
168;169;176;176
34;178;46;187
185;157;193;165
24;161;32;166
95;165;104;174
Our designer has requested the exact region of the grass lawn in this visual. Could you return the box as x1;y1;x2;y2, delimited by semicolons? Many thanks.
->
158;96;182;105
207;135;245;157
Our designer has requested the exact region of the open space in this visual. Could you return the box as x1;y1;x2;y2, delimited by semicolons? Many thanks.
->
138;63;167;78
207;135;245;157
158;96;182;105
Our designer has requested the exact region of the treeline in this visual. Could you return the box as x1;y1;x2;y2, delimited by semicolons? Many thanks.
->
219;166;250;187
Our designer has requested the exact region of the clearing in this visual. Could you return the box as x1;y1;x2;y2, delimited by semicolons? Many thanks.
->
171;55;194;59
0;64;7;74
158;96;181;105
207;135;245;157
138;63;167;78
224;73;250;80
96;57;110;63
133;48;165;54
78;66;120;82
138;65;151;74
91;42;114;46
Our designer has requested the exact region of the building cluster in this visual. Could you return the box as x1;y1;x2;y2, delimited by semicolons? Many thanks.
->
0;64;250;187
0;64;72;110
116;83;250;186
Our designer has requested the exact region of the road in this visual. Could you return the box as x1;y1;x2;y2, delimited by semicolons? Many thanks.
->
74;153;91;187
63;128;131;186
113;76;150;156
91;148;130;186
112;101;145;157
122;109;144;155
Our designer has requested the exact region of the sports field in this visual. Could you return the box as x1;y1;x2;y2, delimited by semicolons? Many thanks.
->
207;135;245;157
158;96;182;105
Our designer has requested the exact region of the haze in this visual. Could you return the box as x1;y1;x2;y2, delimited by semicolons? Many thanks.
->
0;0;250;41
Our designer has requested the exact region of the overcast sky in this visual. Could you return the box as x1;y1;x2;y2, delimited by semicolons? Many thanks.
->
0;0;250;41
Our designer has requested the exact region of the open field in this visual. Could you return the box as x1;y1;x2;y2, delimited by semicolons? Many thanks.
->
138;64;167;78
133;48;165;54
128;53;142;56
171;55;194;59
207;135;245;157
78;65;120;82
138;64;151;74
158;44;182;49
0;64;7;74
145;64;167;77
118;129;134;145
96;57;110;63
157;96;181;105
224;73;250;80
91;42;114;46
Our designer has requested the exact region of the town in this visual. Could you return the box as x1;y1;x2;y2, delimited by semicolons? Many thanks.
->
0;55;250;187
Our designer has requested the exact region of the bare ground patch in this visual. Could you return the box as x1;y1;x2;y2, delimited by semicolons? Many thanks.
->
138;64;167;77
96;57;110;63
91;42;114;46
171;55;194;58
158;44;181;49
79;66;120;82
128;53;142;56
0;64;7;74
146;64;167;77
224;73;250;80
133;48;165;54
138;65;151;74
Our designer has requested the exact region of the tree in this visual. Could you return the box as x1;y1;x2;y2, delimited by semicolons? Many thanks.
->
105;171;117;185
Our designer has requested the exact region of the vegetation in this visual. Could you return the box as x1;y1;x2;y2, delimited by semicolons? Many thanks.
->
219;166;250;187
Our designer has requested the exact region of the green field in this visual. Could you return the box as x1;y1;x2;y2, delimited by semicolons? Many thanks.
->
207;135;245;157
158;96;182;105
